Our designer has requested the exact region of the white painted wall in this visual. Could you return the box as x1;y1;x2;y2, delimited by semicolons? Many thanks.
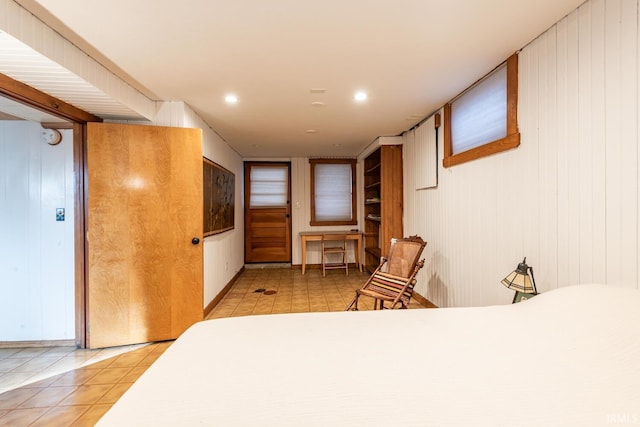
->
0;122;75;340
404;0;640;308
289;157;362;266
183;106;244;306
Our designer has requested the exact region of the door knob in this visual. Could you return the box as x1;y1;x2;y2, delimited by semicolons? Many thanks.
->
191;237;200;245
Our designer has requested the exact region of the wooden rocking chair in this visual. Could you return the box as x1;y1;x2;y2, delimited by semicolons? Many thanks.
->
346;236;426;310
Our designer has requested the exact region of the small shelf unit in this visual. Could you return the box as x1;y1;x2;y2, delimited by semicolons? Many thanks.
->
362;143;403;273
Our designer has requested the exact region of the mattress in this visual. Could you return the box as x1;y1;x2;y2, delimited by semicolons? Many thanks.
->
98;284;640;426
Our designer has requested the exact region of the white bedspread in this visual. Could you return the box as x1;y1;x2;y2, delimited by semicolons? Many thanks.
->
98;284;640;426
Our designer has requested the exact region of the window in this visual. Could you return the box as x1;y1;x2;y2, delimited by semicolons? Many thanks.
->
309;159;357;226
443;53;520;167
249;165;288;207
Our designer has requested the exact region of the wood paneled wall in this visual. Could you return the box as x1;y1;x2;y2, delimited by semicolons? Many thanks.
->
0;122;75;340
404;0;640;308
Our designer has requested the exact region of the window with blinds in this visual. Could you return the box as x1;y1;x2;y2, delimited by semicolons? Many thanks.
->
451;64;506;154
443;53;520;167
250;165;288;207
309;159;357;226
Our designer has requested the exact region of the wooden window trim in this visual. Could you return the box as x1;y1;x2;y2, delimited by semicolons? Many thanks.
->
443;53;520;168
309;158;357;226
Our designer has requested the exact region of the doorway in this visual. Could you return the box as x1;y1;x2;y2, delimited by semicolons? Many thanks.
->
244;162;291;263
0;105;74;344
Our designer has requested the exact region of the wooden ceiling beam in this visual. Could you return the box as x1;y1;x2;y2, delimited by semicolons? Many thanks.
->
0;72;101;123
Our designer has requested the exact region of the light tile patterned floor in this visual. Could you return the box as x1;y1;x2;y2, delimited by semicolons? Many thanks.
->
206;266;424;319
0;267;426;426
0;345;151;395
0;342;171;426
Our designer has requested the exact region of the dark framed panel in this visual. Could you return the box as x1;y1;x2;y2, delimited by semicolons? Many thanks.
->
203;157;235;236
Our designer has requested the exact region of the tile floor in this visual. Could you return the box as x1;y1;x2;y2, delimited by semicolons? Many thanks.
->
0;267;427;426
0;345;152;396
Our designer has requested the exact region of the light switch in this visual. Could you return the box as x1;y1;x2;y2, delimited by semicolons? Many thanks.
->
56;208;65;221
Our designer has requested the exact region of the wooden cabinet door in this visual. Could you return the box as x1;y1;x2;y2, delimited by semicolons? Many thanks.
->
86;123;203;348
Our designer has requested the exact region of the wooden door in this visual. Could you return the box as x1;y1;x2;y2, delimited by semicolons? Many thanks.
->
86;123;203;349
244;162;291;262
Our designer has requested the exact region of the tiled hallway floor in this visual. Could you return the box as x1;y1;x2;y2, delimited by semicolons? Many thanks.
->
206;266;425;318
0;267;427;426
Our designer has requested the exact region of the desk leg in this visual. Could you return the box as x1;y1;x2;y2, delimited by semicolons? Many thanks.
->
357;236;362;272
301;236;307;275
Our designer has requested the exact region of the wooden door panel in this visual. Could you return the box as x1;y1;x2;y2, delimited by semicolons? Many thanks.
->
250;211;287;223
87;123;203;348
251;223;286;229
252;242;286;249
252;229;286;238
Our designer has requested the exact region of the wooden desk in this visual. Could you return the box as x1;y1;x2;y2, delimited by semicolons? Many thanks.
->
300;231;363;274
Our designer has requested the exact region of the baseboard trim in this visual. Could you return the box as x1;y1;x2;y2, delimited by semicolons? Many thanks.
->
0;339;76;348
204;266;245;318
412;291;438;308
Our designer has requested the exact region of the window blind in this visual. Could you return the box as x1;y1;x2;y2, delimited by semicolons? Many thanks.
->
314;163;353;221
451;64;507;154
250;166;288;207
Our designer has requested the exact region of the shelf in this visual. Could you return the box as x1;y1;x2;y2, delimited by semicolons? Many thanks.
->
365;181;381;190
363;232;378;237
365;200;381;205
366;216;381;222
365;163;381;175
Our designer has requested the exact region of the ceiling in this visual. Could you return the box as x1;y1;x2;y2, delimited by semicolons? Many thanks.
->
12;0;584;157
0;94;67;122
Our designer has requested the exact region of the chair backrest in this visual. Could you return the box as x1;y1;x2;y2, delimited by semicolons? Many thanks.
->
322;234;347;246
384;236;426;278
322;234;347;242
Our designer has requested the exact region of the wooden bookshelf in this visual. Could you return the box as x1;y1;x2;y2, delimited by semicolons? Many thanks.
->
363;144;403;273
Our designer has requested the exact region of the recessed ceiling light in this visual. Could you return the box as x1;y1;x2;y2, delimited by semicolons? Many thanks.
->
311;101;325;107
225;94;238;104
305;129;317;134
333;143;342;147
310;88;326;94
354;91;367;102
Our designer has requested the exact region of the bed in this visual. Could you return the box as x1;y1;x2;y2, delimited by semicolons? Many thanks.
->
98;284;640;426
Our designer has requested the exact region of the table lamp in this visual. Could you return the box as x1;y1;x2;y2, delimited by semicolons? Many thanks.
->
501;257;538;303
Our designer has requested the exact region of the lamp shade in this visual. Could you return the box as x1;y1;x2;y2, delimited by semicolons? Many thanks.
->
501;257;537;294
